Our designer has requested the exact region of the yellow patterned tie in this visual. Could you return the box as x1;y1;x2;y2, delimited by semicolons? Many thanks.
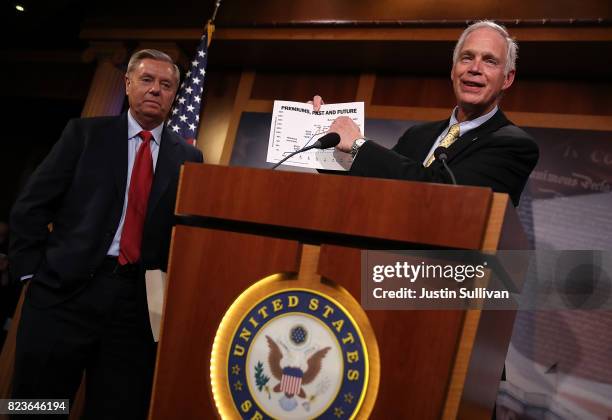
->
424;123;461;167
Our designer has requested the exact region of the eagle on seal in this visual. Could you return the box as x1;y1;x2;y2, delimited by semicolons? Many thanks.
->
266;335;331;399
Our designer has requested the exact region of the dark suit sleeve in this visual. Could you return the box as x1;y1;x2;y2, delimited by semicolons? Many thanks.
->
194;147;204;163
350;126;539;206
449;132;539;204
9;119;84;280
350;127;452;184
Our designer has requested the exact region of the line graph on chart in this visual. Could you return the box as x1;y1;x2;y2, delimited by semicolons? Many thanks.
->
267;101;364;170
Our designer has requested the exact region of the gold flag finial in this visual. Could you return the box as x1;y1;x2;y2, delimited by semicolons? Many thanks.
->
205;0;222;47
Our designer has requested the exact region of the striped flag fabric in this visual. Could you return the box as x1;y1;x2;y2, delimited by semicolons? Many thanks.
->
280;367;303;396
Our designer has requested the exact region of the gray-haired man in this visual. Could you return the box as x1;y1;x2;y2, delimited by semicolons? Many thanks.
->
315;21;538;206
10;49;202;418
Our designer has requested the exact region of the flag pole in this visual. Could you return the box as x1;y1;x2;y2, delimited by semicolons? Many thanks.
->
206;0;222;47
168;0;222;145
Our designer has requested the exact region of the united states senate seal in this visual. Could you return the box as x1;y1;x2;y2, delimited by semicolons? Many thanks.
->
211;274;379;419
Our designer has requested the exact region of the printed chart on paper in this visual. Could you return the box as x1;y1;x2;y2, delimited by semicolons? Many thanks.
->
266;100;365;170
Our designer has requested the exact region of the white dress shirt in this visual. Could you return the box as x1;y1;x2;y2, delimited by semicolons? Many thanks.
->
422;106;498;165
106;110;163;256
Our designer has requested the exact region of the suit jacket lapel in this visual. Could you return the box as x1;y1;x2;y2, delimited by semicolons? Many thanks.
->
414;120;449;161
110;113;129;200
146;127;179;221
445;109;511;163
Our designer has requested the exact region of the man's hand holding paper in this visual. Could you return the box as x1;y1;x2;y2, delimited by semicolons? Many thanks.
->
266;99;364;170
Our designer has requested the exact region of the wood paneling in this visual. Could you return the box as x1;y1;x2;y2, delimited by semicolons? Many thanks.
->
365;105;612;130
82;26;612;43
219;71;255;165
76;0;610;29
81;59;126;117
214;0;611;23
251;72;360;103
504;79;612;115
81;27;612;78
176;165;493;250
197;70;241;164
150;226;301;419
372;75;612;115
372;76;455;108
153;166;516;419
504;112;612;131
319;244;466;418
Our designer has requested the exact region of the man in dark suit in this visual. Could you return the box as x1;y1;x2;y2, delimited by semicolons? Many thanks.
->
313;20;538;206
9;49;203;418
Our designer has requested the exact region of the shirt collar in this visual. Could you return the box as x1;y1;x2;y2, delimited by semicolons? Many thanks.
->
127;109;163;145
449;105;498;135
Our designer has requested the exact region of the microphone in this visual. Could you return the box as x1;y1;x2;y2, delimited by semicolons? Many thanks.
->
312;132;341;149
434;146;457;185
271;132;340;169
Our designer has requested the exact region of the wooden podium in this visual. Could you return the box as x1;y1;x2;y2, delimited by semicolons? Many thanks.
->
149;164;527;420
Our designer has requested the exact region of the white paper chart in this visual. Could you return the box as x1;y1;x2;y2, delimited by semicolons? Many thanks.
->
266;100;365;170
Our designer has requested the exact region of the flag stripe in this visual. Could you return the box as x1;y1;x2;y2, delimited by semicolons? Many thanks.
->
280;374;302;395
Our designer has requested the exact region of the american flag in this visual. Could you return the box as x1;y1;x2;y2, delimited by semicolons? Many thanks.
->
167;30;209;146
280;367;303;396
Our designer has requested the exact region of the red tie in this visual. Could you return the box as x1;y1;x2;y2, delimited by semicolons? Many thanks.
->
119;130;154;265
